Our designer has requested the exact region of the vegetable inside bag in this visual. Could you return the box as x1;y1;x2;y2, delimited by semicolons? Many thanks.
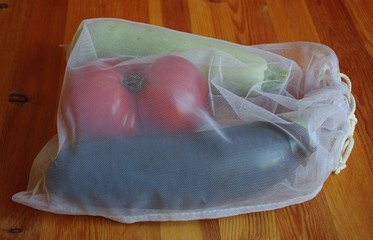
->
13;19;356;223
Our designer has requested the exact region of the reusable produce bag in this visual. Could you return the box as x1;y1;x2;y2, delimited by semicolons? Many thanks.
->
13;19;357;223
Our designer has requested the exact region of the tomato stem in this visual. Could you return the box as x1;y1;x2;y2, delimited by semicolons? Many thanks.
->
121;71;146;95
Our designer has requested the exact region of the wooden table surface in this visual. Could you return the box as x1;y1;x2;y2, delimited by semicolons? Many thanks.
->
1;0;372;239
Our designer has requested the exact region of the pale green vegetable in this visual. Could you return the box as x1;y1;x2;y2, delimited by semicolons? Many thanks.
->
198;64;268;96
262;65;289;92
68;19;287;96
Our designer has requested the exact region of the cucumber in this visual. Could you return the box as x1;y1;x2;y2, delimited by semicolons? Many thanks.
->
68;19;278;96
45;122;312;210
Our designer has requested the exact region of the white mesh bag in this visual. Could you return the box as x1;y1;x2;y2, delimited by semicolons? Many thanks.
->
13;19;357;223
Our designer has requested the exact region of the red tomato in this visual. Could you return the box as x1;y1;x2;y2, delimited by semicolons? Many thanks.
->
136;55;208;134
60;61;140;142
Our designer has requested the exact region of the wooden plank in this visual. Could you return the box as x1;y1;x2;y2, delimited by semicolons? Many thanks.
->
148;0;163;26
188;0;272;46
267;0;319;42
160;221;204;240
0;0;67;239
160;0;192;33
219;212;279;239
188;0;216;38
208;0;278;44
323;172;373;239
343;0;373;58
208;1;238;43
245;0;278;44
199;220;221;240
0;1;20;132
275;192;339;239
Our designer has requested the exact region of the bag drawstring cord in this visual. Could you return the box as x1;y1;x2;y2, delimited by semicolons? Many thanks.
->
334;73;358;174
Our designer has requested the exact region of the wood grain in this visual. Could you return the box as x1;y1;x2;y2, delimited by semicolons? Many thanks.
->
1;0;372;239
342;0;373;58
267;0;319;42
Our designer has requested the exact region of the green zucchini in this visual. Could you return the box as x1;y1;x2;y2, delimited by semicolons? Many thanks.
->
67;19;288;96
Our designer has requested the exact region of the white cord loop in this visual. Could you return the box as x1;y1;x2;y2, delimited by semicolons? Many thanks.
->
334;73;357;174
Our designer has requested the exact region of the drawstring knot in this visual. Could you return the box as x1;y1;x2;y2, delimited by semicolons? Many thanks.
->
334;73;357;174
